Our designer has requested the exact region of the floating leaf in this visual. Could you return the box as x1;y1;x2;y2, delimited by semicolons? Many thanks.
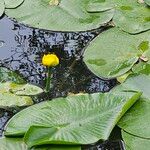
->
87;0;150;33
83;28;150;79
0;92;33;108
0;137;81;150
144;0;150;6
115;65;150;138
0;67;25;84
0;82;43;96
122;131;150;150
10;83;43;96
86;1;115;12
0;82;43;108
119;97;150;138
4;0;24;8
113;4;150;34
5;0;114;31
0;137;27;150
0;0;5;17
5;92;141;147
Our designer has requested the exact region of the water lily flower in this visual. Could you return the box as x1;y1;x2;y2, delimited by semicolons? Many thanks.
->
42;54;59;92
42;54;59;67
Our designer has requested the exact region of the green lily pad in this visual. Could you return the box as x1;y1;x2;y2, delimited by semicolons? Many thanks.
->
5;92;141;147
0;82;43;108
4;0;24;8
0;137;81;150
122;131;150;150
5;0;114;31
0;137;28;150
86;1;115;12
0;92;33;108
83;28;150;79
0;0;5;17
0;82;43;96
113;3;150;34
0;67;25;84
119;97;150;138
144;0;150;6
116;64;150;138
87;0;150;34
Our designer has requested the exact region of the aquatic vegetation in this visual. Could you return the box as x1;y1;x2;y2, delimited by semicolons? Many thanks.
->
0;0;150;149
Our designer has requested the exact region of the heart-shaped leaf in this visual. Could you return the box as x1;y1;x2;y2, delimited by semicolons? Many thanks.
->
5;0;114;31
5;92;141;147
83;28;150;79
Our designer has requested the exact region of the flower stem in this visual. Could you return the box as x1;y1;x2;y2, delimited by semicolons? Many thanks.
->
45;67;51;92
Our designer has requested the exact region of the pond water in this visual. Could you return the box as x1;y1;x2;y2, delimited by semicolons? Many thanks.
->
0;15;124;150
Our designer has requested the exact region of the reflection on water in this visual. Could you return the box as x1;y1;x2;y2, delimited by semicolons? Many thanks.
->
0;16;121;149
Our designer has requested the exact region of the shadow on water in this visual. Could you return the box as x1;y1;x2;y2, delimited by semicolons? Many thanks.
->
0;16;123;149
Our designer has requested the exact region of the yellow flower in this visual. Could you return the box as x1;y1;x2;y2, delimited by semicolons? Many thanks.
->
42;54;59;67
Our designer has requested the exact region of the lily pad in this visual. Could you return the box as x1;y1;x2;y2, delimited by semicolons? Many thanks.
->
113;3;150;34
119;97;150;138
86;1;115;12
4;0;24;8
0;92;33;108
0;137;81;150
87;0;150;34
122;131;150;150
115;64;150;138
5;0;114;31
0;137;28;150
0;82;43;96
5;92;141;147
0;0;5;17
0;82;43;108
0;67;25;84
83;28;150;79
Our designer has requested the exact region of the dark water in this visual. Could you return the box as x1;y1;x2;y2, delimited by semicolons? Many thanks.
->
0;15;123;150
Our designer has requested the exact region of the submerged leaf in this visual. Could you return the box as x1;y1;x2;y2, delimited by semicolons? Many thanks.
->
83;28;150;79
0;67;25;84
5;0;114;31
5;92;141;147
4;0;24;8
